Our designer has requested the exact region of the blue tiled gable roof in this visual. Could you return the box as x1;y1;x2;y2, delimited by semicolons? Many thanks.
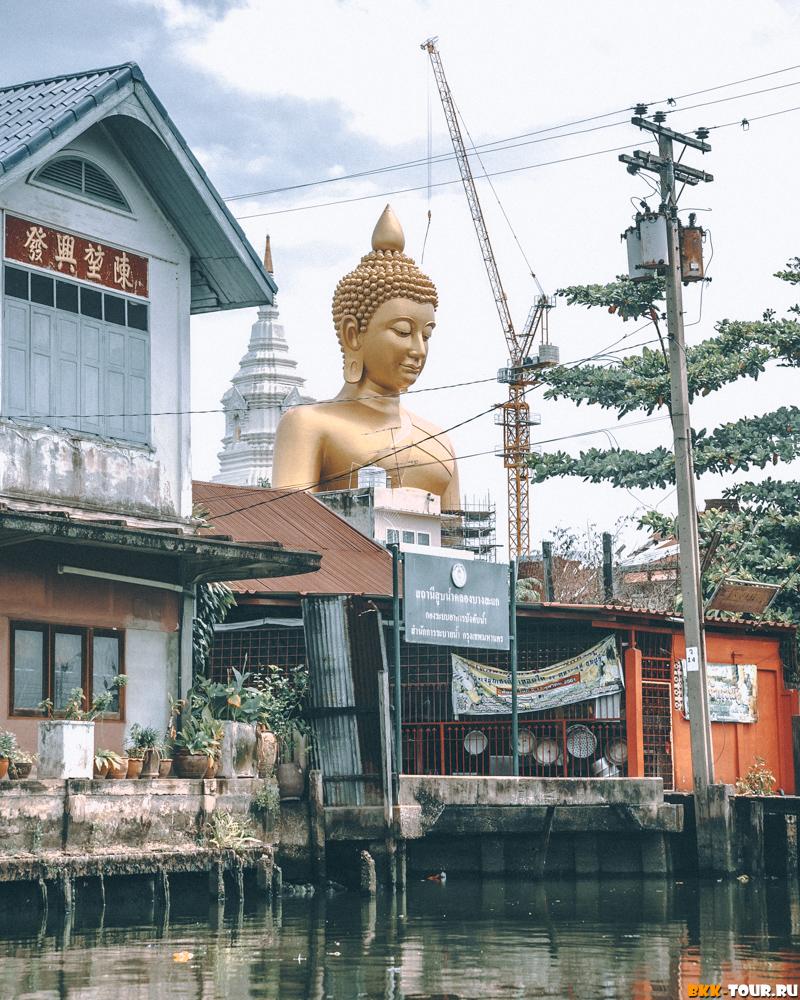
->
0;63;276;312
0;64;136;176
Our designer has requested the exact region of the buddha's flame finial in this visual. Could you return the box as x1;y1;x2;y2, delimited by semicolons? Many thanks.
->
263;235;274;274
371;204;405;253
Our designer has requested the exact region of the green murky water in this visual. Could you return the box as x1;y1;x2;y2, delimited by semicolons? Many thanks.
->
1;876;799;999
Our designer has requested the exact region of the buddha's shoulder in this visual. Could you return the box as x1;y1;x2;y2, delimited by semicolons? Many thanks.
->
278;402;334;433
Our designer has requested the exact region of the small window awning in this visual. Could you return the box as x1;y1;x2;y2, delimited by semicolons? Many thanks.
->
0;507;320;586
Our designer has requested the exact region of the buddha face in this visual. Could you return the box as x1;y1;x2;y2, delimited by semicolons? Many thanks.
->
344;297;435;393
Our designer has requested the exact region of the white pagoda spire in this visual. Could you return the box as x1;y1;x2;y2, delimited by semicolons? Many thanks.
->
214;237;313;486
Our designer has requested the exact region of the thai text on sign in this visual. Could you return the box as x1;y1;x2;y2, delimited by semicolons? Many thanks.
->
451;635;623;716
5;215;148;297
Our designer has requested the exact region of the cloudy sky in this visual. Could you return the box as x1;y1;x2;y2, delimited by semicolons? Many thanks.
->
4;0;800;558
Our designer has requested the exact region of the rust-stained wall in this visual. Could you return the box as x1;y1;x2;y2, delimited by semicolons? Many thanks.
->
671;631;798;793
0;422;175;518
0;556;179;755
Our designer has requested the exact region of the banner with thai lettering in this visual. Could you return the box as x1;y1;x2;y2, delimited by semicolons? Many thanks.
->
681;661;757;723
451;635;623;716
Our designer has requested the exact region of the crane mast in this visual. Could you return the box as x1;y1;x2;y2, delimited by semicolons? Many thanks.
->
422;37;552;559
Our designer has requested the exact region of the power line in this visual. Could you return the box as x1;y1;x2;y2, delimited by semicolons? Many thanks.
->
204;333;668;519
234;96;800;221
208;398;504;519
202;410;672;526
0;374;499;423
234;141;651;220
222;62;800;204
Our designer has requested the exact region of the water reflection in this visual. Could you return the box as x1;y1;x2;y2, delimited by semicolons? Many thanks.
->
0;876;798;999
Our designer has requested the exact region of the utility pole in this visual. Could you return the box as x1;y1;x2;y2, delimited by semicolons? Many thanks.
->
620;116;715;794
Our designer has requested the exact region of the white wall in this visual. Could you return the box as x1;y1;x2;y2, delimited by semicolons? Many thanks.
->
121;627;178;740
0;123;192;519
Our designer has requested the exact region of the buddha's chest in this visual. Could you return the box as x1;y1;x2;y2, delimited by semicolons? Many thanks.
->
321;419;453;496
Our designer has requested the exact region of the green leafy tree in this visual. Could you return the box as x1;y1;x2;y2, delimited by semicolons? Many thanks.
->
532;264;800;670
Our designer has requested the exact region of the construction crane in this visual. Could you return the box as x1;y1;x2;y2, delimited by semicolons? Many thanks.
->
422;37;557;560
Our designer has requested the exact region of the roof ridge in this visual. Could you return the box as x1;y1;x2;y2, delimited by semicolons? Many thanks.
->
0;62;139;95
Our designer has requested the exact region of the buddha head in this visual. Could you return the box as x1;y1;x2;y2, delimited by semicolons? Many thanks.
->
332;205;438;390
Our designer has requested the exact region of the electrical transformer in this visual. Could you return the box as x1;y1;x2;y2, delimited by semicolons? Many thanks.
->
622;212;668;280
679;219;705;282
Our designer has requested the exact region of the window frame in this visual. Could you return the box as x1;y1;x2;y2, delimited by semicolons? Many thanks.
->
2;264;150;445
9;621;125;719
386;529;400;544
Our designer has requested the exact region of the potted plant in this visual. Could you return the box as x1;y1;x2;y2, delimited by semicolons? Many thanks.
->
0;729;17;780
107;751;129;779
159;734;174;778
94;748;123;779
172;718;221;779
189;669;258;778
37;676;127;779
126;724;162;778
9;748;36;779
255;664;311;801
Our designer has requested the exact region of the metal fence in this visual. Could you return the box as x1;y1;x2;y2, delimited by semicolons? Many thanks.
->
637;629;675;789
402;717;628;778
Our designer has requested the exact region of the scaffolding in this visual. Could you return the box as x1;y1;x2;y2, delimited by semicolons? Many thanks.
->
440;494;498;561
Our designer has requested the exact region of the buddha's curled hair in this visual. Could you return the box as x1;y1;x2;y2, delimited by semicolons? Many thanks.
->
331;249;438;339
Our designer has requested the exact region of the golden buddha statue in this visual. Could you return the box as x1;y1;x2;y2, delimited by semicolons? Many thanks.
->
272;205;461;506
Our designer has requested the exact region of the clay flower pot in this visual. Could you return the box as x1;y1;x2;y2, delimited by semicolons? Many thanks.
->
173;752;210;779
93;761;109;779
0;760;8;780
139;747;161;779
126;757;144;779
107;756;129;779
11;761;33;779
276;762;305;801
256;729;279;778
158;758;173;778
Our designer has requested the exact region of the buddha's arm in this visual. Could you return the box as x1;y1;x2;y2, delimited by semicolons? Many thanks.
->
441;436;461;511
272;408;324;491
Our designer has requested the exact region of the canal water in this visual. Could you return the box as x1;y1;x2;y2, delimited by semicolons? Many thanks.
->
1;876;799;999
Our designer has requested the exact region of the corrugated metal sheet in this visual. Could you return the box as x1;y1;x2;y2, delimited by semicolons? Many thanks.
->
193;481;392;597
302;596;364;806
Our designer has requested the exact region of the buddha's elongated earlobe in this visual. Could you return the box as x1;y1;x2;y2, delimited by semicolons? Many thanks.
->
341;315;363;383
344;353;363;383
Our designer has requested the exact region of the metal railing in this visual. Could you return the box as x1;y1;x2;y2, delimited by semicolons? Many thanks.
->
402;718;628;778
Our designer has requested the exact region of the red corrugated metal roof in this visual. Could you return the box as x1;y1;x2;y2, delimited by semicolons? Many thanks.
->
192;481;392;597
520;600;795;632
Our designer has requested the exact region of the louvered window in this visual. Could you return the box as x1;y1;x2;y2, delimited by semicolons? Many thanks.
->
33;157;131;212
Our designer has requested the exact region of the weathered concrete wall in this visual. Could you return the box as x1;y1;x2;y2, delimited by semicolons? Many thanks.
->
0;421;175;517
396;775;681;840
0;777;271;857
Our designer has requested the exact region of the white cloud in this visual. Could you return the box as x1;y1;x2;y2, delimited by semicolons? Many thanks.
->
173;0;800;556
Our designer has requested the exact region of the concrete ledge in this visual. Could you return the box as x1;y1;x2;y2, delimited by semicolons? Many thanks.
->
0;845;269;883
398;775;665;808
395;776;679;840
0;778;264;855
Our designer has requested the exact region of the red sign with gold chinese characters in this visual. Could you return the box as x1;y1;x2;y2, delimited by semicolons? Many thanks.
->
4;215;148;298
